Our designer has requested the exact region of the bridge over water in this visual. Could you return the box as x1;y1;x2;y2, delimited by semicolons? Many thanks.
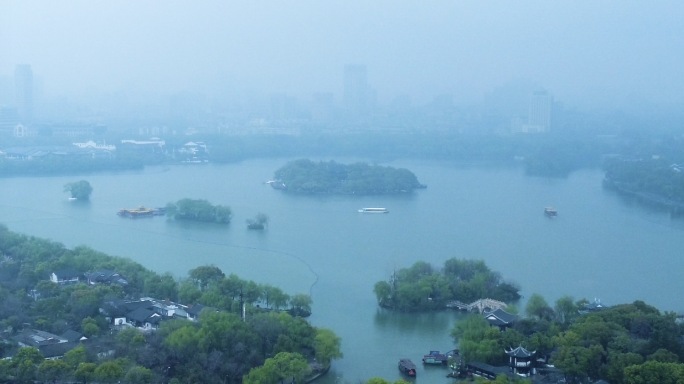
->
446;298;507;313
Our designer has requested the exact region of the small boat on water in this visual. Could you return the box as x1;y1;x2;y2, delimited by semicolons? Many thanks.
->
422;350;450;365
358;207;389;213
544;207;558;217
398;358;417;377
118;206;165;218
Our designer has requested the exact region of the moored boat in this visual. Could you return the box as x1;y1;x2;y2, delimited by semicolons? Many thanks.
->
398;358;417;377
544;207;557;217
422;350;449;365
118;206;165;218
358;207;389;213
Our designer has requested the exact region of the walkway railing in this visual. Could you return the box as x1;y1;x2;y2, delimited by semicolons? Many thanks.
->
446;298;507;313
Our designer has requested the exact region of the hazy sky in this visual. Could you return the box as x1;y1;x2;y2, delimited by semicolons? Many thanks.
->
2;1;683;109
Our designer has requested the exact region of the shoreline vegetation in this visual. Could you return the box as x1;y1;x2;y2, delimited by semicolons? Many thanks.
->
271;159;426;195
165;198;232;224
374;260;684;384
602;156;684;213
373;259;521;312
4;132;684;210
0;224;340;384
0;222;684;382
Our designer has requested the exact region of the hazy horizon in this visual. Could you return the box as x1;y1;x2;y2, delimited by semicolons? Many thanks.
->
2;1;684;112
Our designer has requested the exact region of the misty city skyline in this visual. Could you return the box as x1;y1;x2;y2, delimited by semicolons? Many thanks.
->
2;1;683;116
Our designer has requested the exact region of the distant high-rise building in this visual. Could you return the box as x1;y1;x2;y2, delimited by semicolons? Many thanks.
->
525;90;552;133
14;64;34;123
343;64;369;118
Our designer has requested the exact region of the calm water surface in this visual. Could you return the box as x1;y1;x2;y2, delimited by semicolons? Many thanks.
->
1;158;683;383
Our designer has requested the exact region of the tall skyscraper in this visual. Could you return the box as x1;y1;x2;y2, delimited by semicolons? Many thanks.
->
343;64;369;118
14;64;34;124
525;90;552;133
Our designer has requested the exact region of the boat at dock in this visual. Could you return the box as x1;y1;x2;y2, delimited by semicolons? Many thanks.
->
544;207;558;217
117;206;166;218
358;207;389;213
398;358;417;377
423;349;459;365
422;350;450;365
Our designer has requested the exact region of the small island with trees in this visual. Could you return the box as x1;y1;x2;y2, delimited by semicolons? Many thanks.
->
63;180;93;201
271;159;426;195
246;213;269;230
165;198;232;224
373;258;521;312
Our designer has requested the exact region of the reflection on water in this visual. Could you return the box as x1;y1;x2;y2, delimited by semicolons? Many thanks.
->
374;308;458;335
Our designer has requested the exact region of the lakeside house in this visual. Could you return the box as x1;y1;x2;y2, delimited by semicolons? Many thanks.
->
100;298;215;331
50;269;82;285
85;270;129;286
484;308;518;331
10;329;86;360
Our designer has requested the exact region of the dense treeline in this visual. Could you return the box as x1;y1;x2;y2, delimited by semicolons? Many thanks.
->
7;128;684;184
165;198;232;224
0;224;339;383
0;154;144;176
273;158;425;194
202;132;613;169
523;138;606;177
604;157;684;207
0;130;623;179
452;295;684;384
373;259;521;312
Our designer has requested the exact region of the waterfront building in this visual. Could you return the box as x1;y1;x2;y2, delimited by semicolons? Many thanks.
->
484;308;518;331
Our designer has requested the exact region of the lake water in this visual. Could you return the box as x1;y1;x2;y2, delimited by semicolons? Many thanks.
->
1;158;683;383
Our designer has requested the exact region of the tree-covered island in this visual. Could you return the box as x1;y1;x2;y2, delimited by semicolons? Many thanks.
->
165;198;232;224
246;213;269;230
271;159;426;194
374;259;521;312
63;180;93;201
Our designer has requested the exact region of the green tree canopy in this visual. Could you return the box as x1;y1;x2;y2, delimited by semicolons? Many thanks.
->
64;180;93;200
273;159;425;194
165;198;232;223
243;352;310;384
525;293;554;321
313;328;343;365
375;258;521;312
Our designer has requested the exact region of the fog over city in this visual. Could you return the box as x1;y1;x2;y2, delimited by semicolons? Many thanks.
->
2;1;683;117
6;3;684;383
